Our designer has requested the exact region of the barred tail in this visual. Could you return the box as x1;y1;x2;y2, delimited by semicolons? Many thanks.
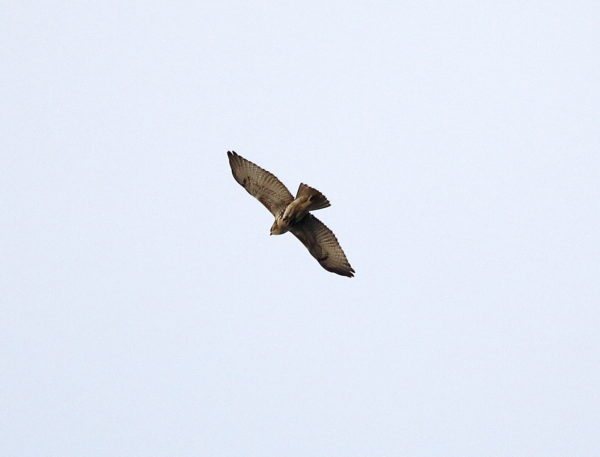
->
296;183;331;211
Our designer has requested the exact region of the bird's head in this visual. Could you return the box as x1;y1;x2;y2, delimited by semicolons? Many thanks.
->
270;219;285;235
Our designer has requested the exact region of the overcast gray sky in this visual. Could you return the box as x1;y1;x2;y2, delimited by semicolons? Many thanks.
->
2;1;599;456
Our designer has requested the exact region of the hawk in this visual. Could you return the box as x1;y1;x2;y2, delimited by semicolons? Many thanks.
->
227;151;355;277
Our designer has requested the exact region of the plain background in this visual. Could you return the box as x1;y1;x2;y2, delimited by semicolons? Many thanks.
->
2;2;599;456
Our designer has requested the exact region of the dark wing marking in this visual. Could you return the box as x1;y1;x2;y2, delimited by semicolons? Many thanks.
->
290;214;355;277
227;151;294;216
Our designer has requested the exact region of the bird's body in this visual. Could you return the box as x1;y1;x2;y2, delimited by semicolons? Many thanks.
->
227;151;354;277
270;197;305;235
281;196;311;225
271;184;330;235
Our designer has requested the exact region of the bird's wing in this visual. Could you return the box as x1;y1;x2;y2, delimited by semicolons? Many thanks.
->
227;151;294;216
290;214;355;277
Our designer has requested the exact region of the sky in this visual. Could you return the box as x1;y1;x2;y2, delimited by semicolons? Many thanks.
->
2;1;599;456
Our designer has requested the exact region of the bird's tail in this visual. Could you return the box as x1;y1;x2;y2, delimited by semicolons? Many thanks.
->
296;183;331;212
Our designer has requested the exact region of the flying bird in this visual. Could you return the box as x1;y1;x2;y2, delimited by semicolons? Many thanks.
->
227;151;355;277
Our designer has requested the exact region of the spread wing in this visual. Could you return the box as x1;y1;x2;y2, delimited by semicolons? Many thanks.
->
227;151;294;216
290;214;355;277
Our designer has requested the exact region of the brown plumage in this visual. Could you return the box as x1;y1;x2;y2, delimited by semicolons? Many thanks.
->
227;151;355;277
